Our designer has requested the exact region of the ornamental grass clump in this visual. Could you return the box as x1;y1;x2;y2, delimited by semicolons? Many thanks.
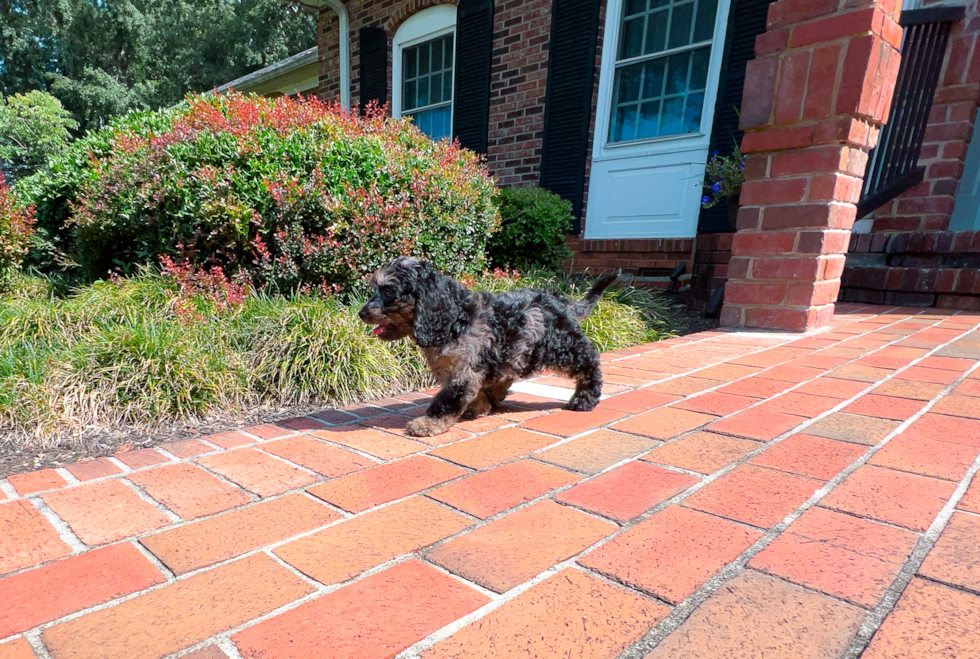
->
17;92;499;292
0;269;677;446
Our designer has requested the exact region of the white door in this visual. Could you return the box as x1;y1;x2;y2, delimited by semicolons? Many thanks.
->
585;0;732;239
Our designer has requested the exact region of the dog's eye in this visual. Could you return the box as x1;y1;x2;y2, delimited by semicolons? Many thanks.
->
381;289;395;303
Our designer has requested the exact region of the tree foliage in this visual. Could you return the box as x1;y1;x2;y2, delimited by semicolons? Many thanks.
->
0;0;317;131
0;90;78;179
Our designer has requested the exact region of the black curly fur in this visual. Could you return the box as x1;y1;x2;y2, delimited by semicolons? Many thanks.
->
359;257;616;435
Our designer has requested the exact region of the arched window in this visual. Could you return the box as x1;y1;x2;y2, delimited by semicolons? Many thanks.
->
392;5;457;140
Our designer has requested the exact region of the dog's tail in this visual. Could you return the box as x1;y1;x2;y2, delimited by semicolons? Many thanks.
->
569;273;618;321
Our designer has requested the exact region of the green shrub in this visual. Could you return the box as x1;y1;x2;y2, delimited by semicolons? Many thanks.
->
0;176;35;293
0;269;677;445
16;92;499;291
486;187;572;272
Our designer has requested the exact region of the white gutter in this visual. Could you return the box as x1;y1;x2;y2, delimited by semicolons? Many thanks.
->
294;0;351;110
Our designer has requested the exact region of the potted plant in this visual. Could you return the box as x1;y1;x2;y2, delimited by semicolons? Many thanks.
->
700;147;745;231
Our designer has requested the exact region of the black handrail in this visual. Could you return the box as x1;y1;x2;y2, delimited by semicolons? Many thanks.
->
856;5;965;219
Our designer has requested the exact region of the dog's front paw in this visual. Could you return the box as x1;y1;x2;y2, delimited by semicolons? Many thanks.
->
565;396;598;412
406;416;453;437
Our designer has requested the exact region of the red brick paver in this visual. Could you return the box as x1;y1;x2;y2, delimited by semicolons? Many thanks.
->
0;639;36;659
274;497;472;585
0;501;71;575
863;578;980;659
42;480;171;545
41;555;313;659
580;505;762;603
646;570;864;658
683;464;823;528
423;568;667;659
556;460;698;522
4;307;980;659
196;448;316;497
308;455;466;513
426;500;614;592
128;464;250;519
140;494;340;574
8;469;67;496
234;560;488;659
641;431;759;473
428;459;580;518
0;543;165;638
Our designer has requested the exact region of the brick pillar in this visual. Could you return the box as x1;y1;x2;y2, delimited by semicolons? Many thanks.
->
720;0;904;331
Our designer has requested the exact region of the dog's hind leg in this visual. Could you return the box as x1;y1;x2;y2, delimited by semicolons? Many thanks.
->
461;390;493;420
487;378;514;409
565;347;603;412
407;376;482;437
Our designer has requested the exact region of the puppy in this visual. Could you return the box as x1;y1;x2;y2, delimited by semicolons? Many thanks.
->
358;257;617;437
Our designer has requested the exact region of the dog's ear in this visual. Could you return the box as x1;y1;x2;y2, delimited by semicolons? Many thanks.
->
411;261;465;348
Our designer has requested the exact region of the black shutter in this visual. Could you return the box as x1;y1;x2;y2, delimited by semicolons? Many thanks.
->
452;0;494;153
698;0;776;232
540;0;602;233
359;26;388;113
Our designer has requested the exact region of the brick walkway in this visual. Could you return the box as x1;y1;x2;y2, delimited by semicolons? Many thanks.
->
2;304;979;659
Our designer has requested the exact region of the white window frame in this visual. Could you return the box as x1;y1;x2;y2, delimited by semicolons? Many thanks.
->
392;4;458;135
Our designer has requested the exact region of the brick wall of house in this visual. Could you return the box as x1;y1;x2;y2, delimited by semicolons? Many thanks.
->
869;0;980;232
688;233;733;312
565;238;694;286
315;0;552;186
841;230;980;309
317;10;342;102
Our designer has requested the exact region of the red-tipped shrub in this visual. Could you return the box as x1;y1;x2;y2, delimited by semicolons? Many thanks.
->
22;93;499;291
0;174;34;291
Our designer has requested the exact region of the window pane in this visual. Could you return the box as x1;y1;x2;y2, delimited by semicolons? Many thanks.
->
620;17;645;59
689;47;710;90
684;91;705;132
419;44;429;75
693;0;718;42
611;104;639;142
410;105;452;140
417;77;429;107
404;80;417;110
405;49;417;80
641;58;666;100
668;1;694;49
644;9;669;55
431;72;443;103
617;63;643;103
665;52;690;95
650;0;669;7
443;69;453;100
431;40;443;71
660;95;684;135
445;34;454;65
638;100;661;139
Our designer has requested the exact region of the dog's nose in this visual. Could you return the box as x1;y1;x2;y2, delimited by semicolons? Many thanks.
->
358;306;368;321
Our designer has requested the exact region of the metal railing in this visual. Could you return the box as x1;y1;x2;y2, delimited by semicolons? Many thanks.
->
857;5;965;219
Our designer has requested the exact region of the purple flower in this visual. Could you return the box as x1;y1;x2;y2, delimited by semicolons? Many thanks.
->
711;151;718;157
711;182;722;192
701;195;712;204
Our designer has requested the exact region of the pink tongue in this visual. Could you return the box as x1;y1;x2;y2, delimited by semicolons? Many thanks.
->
372;325;386;336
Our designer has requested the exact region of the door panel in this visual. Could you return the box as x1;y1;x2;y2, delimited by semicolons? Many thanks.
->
589;159;704;237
